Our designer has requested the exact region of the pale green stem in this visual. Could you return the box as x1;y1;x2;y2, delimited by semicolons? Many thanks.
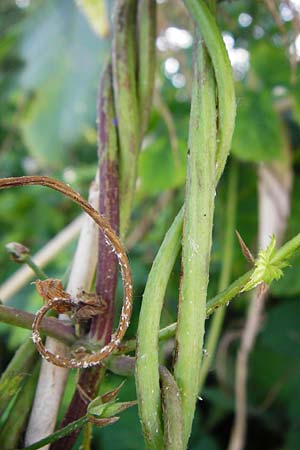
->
198;161;238;392
183;0;236;183
20;416;88;450
24;255;48;280
136;208;183;450
271;232;300;264
159;366;184;450
137;0;156;135
157;271;252;343
158;228;300;342
112;0;139;239
173;37;217;446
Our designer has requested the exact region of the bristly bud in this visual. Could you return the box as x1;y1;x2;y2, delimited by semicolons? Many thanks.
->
87;381;126;416
87;416;119;427
241;235;290;292
5;242;30;263
88;400;137;419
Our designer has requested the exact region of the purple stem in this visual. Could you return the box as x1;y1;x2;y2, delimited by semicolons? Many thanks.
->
51;64;119;450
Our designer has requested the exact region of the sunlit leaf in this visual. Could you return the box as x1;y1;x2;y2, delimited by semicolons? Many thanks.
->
19;0;108;168
232;90;284;162
75;0;109;37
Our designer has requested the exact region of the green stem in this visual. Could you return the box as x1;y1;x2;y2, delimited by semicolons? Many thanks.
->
136;208;183;450
0;304;75;345
115;272;253;357
110;222;300;379
183;0;236;183
137;0;156;135
24;255;48;280
112;0;139;238
160;366;184;450
20;416;88;450
207;271;252;313
82;422;92;450
271;232;300;264
157;271;252;343
174;36;217;446
198;161;238;392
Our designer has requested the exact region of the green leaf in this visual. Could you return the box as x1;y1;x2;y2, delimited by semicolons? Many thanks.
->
88;400;136;418
87;401;106;417
271;252;300;297
232;90;284;162
19;0;108;168
250;41;290;88
0;374;23;401
138;137;186;195
87;381;126;416
75;0;109;37
271;176;300;297
260;301;300;358
94;378;143;450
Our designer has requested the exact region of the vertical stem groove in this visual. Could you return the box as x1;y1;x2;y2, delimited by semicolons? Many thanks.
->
174;37;217;446
183;0;236;183
198;161;238;392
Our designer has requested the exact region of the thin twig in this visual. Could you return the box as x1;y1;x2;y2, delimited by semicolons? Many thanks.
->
0;176;133;367
24;178;101;448
0;304;75;345
0;215;83;303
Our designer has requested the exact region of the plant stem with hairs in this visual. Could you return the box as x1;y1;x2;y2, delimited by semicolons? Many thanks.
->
174;35;217;446
51;3;156;447
172;0;235;445
112;0;139;238
51;63;120;449
198;161;238;392
136;208;183;449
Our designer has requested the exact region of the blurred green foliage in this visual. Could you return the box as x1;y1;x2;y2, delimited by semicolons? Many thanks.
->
0;0;300;449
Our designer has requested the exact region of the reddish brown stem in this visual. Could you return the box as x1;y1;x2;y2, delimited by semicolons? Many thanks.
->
0;304;75;345
0;176;132;369
91;63;119;341
51;64;120;448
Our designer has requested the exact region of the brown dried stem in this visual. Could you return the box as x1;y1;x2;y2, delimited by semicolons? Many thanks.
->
0;176;133;369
